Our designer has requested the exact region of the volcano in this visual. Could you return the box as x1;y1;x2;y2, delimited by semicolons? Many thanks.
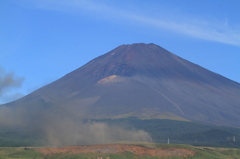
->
3;43;240;127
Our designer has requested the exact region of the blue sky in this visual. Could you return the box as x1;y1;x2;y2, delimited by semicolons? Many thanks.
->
1;0;240;104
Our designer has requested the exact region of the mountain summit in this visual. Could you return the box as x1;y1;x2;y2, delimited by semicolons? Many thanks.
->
3;43;240;126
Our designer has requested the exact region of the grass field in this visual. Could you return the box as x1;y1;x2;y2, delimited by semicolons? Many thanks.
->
0;147;43;159
1;143;240;159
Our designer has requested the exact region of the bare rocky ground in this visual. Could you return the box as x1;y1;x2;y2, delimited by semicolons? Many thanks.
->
38;143;195;158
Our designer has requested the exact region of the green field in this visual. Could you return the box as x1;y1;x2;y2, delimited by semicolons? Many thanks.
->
0;147;43;159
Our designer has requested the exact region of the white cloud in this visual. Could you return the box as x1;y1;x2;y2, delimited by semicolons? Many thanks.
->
19;0;240;46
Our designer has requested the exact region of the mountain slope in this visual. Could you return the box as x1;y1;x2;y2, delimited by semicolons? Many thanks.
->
2;43;240;127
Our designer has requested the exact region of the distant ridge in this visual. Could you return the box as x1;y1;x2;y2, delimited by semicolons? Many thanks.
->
2;43;240;127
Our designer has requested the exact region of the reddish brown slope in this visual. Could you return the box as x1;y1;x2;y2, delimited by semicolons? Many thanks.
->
38;144;195;158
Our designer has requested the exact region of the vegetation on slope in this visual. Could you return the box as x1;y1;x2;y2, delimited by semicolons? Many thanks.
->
92;118;240;148
1;118;240;148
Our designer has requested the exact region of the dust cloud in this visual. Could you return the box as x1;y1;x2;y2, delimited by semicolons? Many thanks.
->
42;117;151;146
0;105;151;147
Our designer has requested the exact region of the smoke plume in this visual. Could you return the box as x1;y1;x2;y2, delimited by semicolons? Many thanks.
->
0;105;151;147
0;67;24;103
